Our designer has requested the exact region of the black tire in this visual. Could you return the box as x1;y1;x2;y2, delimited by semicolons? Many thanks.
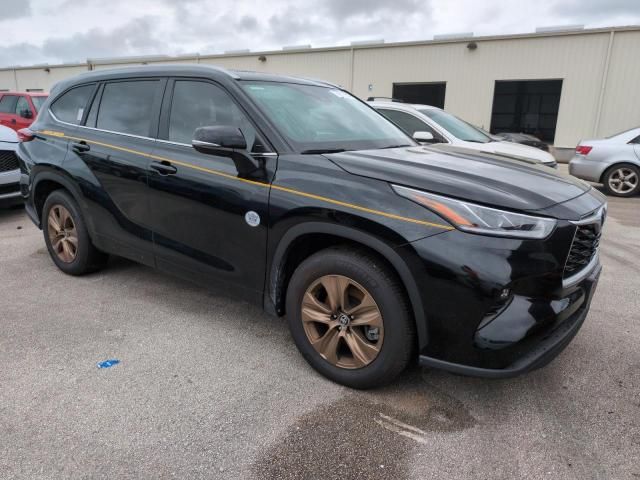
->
602;163;640;197
286;246;415;389
42;189;108;275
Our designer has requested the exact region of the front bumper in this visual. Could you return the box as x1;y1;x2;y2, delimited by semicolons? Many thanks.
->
419;262;600;378
398;208;602;378
0;169;22;205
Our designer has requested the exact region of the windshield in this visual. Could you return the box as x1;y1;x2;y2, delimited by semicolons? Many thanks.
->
419;108;491;144
241;81;413;153
31;96;48;112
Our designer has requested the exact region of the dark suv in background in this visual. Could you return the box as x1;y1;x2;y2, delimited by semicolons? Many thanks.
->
18;66;605;388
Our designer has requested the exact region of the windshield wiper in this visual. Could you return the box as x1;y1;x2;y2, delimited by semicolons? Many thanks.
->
300;148;347;154
379;144;411;149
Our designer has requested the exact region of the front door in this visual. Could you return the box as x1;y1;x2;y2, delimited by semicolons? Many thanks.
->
146;79;277;302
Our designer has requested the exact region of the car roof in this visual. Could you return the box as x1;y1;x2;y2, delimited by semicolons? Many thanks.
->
51;64;339;94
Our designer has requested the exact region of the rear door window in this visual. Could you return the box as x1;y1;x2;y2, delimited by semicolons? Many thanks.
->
96;80;159;137
50;84;95;124
378;108;439;138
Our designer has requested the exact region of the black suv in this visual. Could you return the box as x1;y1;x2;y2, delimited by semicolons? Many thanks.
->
18;66;605;388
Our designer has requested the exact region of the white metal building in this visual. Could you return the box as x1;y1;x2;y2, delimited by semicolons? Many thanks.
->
1;25;639;149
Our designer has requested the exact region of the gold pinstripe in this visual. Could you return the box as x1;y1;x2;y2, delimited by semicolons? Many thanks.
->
37;130;454;231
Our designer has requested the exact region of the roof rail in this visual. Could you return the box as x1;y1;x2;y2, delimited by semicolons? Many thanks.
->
366;96;404;103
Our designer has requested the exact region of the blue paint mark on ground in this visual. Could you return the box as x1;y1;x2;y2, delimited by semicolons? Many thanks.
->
97;359;120;369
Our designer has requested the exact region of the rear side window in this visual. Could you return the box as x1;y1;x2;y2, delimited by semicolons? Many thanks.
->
96;81;159;136
31;96;47;112
0;95;18;113
51;85;95;124
378;108;437;137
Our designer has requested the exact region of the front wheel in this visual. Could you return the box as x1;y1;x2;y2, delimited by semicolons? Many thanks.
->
602;164;640;197
286;247;415;389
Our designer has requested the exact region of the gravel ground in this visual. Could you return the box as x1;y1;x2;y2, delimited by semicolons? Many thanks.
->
1;169;639;479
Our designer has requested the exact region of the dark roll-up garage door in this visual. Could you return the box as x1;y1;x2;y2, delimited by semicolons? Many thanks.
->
490;80;563;143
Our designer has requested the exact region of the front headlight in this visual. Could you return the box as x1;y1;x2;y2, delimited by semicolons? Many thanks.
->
393;185;557;239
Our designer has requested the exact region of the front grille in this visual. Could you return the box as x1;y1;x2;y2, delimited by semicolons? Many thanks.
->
0;150;19;173
563;223;600;279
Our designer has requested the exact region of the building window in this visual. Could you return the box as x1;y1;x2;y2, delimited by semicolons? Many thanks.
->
392;82;446;108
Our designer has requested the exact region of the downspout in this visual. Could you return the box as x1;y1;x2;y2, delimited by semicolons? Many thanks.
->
349;46;355;92
12;68;18;90
593;30;615;137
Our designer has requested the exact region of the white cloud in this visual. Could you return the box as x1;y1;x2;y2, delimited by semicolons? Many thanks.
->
0;0;638;67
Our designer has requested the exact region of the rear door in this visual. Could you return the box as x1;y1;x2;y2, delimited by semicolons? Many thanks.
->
146;78;277;301
64;78;165;266
633;134;640;160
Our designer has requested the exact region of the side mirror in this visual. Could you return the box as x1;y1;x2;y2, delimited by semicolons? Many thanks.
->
20;109;33;119
192;125;260;177
413;131;436;144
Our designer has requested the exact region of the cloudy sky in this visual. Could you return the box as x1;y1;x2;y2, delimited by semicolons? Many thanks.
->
1;0;638;67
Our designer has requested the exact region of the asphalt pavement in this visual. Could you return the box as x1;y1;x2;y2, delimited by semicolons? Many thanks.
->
1;169;639;479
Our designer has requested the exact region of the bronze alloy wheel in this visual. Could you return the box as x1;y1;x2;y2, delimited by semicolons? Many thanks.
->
47;205;78;263
301;274;384;369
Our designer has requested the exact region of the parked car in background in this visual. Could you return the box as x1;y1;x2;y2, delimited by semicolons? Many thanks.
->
570;127;640;197
0;91;48;132
494;132;550;152
369;100;558;168
0;125;21;207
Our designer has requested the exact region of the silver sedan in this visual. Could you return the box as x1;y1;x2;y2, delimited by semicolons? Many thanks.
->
569;127;640;197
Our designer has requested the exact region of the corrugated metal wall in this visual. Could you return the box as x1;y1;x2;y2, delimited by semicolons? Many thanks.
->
1;27;638;147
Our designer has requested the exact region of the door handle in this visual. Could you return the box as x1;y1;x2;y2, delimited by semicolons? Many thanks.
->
71;141;90;153
150;160;177;176
11;119;16;124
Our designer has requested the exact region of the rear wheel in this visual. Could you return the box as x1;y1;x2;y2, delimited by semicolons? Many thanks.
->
286;247;414;389
42;190;108;275
602;164;640;197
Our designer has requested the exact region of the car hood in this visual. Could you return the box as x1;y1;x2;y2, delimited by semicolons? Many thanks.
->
475;141;555;163
325;145;591;212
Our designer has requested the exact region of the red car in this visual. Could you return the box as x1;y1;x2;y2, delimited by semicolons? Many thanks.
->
0;92;48;132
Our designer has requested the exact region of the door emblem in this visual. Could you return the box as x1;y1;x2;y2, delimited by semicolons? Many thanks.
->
245;211;261;227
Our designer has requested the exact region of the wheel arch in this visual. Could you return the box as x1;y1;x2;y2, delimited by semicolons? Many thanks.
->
267;222;429;349
30;168;94;234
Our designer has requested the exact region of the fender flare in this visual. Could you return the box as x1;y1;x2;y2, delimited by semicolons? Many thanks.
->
268;222;429;348
30;168;95;235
